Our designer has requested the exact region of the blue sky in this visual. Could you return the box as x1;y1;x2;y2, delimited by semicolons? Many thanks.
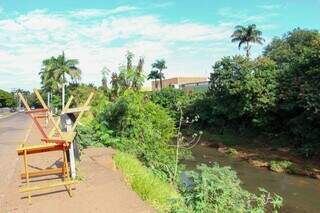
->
0;0;319;91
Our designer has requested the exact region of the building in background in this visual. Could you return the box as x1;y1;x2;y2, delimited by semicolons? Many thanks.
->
179;80;209;92
151;77;208;91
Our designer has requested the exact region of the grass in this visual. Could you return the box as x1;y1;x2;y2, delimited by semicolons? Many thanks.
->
270;160;293;173
113;151;184;212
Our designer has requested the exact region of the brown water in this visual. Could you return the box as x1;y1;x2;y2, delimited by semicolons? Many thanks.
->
184;145;320;213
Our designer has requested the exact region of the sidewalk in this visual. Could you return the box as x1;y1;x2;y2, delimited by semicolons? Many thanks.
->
1;116;154;213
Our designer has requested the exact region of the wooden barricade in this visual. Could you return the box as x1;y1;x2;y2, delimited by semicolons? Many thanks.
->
17;89;93;204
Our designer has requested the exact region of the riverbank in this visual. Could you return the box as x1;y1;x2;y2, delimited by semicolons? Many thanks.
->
184;145;320;213
196;130;320;179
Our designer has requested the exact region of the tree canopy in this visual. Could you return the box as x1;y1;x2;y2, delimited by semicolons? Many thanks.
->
151;59;167;89
231;24;265;57
39;51;81;93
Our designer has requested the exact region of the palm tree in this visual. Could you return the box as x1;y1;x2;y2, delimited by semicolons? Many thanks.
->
39;51;81;93
148;70;161;90
151;59;167;89
231;24;265;58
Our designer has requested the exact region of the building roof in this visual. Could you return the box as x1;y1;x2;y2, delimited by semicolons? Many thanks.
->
161;77;207;85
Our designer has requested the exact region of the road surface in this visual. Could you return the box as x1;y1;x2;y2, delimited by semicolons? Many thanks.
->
0;113;31;201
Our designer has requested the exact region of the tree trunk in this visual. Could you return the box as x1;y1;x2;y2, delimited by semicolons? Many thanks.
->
159;69;163;89
155;79;159;90
246;42;250;58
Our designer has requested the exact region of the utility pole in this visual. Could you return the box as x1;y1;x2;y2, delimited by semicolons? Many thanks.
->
62;83;65;111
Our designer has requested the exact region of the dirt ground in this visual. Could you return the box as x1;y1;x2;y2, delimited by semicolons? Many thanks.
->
0;113;154;213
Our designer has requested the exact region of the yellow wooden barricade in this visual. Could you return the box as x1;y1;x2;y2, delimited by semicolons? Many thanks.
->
17;89;93;204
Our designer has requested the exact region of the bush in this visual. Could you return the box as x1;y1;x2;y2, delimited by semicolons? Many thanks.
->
0;89;15;107
114;152;185;212
180;164;282;213
86;90;178;180
149;87;197;123
269;160;293;173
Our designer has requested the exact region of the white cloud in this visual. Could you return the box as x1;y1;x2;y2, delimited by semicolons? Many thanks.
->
151;2;174;8
0;6;239;91
258;4;282;10
218;7;269;23
69;5;138;18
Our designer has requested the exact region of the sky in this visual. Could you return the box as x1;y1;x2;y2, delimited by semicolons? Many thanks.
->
0;0;319;91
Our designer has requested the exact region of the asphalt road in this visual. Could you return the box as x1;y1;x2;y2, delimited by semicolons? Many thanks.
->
0;113;31;203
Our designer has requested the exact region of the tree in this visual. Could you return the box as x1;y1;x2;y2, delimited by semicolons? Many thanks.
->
117;51;145;92
152;59;167;89
207;55;279;131
101;66;111;89
0;89;15;107
231;24;265;58
263;29;320;155
39;51;81;93
147;70;161;90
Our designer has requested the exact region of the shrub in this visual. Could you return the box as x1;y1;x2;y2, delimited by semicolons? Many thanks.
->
270;160;293;173
0;89;15;107
114;152;185;212
149;87;197;123
91;90;177;180
180;164;282;213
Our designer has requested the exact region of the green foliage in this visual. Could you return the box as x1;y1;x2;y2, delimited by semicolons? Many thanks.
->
185;28;320;156
180;164;282;213
151;59;167;89
150;87;196;123
0;89;15;107
110;52;145;99
39;51;81;94
68;83;97;106
84;90;178;180
231;24;265;57
114;152;185;212
225;147;239;157
269;160;293;173
264;28;320;156
207;55;279;131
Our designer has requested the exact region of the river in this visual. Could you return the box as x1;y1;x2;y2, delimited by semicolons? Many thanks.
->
184;145;320;213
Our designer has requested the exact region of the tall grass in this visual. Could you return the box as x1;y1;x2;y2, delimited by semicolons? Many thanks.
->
113;152;185;212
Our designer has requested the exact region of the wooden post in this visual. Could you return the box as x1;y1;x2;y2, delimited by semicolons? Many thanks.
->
63;148;72;197
66;118;76;179
23;149;31;204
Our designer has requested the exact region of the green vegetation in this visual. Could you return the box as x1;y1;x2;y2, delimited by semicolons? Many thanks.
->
75;49;283;212
147;70;164;90
40;51;81;93
180;164;282;213
231;24;265;57
149;87;197;123
151;59;167;89
94;90;177;181
0;89;14;107
270;160;293;173
38;51;81;109
114;152;183;212
109;51;145;99
37;26;320;212
178;28;320;157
